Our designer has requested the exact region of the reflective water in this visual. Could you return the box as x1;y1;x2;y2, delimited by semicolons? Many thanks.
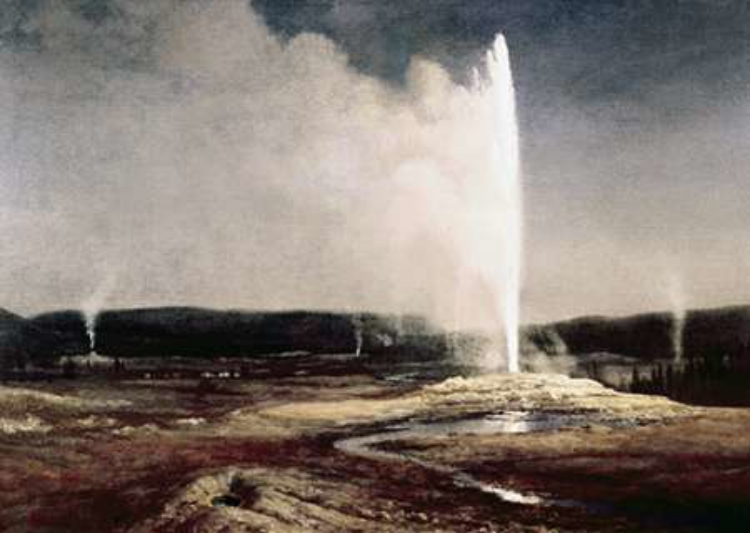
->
336;410;617;509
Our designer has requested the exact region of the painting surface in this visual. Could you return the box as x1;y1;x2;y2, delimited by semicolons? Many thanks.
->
1;1;749;531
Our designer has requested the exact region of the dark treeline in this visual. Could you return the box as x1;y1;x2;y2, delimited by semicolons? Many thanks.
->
3;303;750;406
627;354;750;407
94;308;435;359
1;307;450;370
550;305;750;362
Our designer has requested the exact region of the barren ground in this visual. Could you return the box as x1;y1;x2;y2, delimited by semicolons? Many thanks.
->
1;370;748;532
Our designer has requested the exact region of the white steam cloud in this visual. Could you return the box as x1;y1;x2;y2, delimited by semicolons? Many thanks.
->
0;0;513;331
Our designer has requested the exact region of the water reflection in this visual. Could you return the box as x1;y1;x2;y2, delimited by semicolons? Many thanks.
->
335;410;619;509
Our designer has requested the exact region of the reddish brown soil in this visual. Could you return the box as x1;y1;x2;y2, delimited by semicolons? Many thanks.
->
2;376;749;532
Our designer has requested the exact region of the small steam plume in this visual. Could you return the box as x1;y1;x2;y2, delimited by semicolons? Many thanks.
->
665;269;687;363
352;313;364;357
81;271;118;353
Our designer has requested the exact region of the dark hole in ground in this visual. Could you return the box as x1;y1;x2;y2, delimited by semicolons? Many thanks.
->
210;477;261;509
211;493;242;507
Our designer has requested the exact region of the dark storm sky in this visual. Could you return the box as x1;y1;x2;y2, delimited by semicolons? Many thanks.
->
4;1;749;115
1;0;749;321
252;1;749;105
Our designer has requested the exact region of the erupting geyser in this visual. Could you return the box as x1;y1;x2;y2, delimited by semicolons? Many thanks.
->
486;35;523;373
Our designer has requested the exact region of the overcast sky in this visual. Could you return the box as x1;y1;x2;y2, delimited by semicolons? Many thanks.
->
1;0;749;324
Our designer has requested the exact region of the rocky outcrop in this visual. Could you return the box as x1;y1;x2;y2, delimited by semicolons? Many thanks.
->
131;468;410;533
